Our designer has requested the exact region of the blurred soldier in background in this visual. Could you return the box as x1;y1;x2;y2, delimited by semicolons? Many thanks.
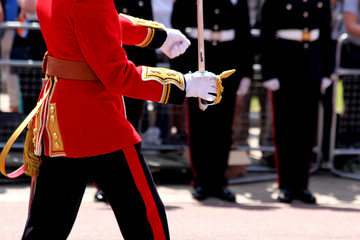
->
260;0;333;204
171;0;254;202
342;0;360;68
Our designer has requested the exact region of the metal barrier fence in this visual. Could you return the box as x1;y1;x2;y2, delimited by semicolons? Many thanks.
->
0;59;42;148
0;21;43;150
0;21;330;182
329;33;360;180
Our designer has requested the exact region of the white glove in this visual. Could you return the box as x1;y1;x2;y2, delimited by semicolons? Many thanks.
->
184;71;217;101
321;77;332;94
263;78;280;91
237;77;251;96
160;28;191;59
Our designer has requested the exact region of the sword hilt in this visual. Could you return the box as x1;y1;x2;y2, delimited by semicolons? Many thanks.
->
198;95;208;111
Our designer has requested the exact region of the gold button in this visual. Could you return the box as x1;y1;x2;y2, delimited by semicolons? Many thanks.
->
50;106;55;113
50;115;55;122
53;132;58;140
54;142;60;149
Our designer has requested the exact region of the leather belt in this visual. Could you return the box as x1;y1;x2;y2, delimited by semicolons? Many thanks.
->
276;29;320;42
185;27;235;42
43;52;99;81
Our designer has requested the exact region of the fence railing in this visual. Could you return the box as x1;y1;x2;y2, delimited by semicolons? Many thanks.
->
329;33;360;180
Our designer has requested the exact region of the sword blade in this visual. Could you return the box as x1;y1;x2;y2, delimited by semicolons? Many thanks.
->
197;0;205;72
197;0;208;110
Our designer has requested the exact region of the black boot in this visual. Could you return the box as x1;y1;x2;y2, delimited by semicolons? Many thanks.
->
95;189;108;202
192;186;208;201
277;188;292;203
294;189;316;204
210;187;236;202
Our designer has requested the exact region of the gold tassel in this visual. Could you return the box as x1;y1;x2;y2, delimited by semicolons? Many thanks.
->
23;119;42;178
21;75;53;178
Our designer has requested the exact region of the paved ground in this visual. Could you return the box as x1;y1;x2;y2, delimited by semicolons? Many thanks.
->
1;169;360;240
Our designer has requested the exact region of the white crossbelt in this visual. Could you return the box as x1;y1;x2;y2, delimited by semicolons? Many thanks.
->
276;29;320;42
185;27;235;42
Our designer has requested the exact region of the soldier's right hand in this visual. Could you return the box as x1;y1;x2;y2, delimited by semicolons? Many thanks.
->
184;71;217;101
263;78;280;91
160;28;190;59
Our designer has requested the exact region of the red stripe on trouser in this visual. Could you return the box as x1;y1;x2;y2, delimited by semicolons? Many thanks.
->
123;146;166;240
28;177;37;212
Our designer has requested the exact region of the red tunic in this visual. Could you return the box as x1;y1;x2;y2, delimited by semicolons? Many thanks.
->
35;0;186;158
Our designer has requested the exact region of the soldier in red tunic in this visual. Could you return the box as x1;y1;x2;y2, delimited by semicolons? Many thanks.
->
21;0;222;239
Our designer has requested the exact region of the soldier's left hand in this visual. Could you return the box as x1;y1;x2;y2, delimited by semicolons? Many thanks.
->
263;78;280;91
160;28;191;59
321;77;332;94
237;77;251;96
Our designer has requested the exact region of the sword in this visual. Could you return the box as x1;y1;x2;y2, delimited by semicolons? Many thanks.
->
197;0;208;111
196;0;236;110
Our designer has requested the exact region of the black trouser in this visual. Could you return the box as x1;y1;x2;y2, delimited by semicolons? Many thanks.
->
22;143;169;240
272;78;320;192
270;40;322;193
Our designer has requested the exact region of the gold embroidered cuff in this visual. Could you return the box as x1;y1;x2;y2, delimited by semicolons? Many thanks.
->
142;67;185;104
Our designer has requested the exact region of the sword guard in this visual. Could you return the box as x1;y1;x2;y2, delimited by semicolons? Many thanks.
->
213;69;236;104
198;98;208;111
198;69;236;110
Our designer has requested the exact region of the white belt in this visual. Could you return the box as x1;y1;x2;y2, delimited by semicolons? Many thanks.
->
276;29;320;42
185;27;235;42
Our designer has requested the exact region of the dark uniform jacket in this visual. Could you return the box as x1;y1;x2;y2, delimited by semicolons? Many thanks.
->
260;0;332;84
259;0;332;191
